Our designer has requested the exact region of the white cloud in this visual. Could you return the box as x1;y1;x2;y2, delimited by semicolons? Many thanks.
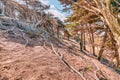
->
40;0;66;21
47;5;66;21
39;0;50;5
15;0;66;21
15;0;26;5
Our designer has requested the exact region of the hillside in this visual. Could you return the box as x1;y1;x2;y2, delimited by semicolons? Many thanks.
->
0;18;119;79
0;0;120;80
0;32;120;80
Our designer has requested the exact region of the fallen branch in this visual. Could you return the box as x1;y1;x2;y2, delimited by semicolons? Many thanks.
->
50;43;60;56
92;61;100;80
61;55;86;80
91;60;107;80
50;43;86;80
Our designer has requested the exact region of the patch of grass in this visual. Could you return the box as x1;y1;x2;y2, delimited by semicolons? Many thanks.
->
115;68;120;74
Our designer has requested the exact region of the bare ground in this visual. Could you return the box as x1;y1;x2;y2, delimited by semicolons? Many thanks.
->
0;36;120;80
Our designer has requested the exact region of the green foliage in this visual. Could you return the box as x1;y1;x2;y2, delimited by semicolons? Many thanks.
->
84;65;92;71
111;0;120;7
115;67;120;74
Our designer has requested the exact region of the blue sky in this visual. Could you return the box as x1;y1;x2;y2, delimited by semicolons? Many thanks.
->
49;0;62;9
40;0;67;21
49;0;72;20
15;0;69;21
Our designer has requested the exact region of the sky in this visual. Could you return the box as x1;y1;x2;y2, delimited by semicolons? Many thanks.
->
40;0;67;21
15;0;69;21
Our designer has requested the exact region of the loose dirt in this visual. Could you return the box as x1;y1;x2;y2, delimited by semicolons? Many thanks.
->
0;37;120;80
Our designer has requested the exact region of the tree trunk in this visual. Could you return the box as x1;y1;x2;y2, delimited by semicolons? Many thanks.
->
89;28;96;56
87;0;120;67
80;31;83;51
83;31;86;50
98;28;108;60
108;27;119;68
101;9;120;67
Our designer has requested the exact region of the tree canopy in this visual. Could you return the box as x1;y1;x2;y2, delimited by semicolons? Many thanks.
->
59;0;120;68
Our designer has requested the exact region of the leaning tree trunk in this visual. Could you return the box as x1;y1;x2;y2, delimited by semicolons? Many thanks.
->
101;8;120;67
90;0;120;68
108;27;120;68
98;27;108;60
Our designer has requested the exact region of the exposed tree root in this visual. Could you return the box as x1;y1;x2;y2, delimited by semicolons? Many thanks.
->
0;27;29;48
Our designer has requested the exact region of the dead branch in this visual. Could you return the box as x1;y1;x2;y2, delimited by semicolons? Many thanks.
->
92;60;100;80
91;60;108;80
50;43;86;80
22;33;29;48
0;25;29;48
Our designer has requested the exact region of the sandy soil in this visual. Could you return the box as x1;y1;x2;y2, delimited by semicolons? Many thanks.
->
0;36;120;80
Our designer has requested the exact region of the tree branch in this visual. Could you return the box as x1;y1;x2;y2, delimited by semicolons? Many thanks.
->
50;43;86;80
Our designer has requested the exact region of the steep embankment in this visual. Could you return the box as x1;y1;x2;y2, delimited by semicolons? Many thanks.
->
0;16;119;80
0;35;120;80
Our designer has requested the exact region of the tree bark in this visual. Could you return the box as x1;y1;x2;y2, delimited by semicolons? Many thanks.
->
108;27;120;67
89;28;96;56
98;28;108;60
80;31;83;51
83;30;86;50
101;9;120;67
95;0;120;67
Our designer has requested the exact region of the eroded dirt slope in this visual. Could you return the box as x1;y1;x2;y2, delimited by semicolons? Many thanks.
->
0;36;120;80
